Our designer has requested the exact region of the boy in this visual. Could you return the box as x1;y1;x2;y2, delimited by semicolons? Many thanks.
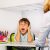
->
15;18;35;50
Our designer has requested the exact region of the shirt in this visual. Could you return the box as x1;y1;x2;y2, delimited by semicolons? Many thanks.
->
20;33;28;42
20;32;33;42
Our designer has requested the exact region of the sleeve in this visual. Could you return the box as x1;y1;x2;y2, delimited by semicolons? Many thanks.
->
35;26;50;46
41;26;50;42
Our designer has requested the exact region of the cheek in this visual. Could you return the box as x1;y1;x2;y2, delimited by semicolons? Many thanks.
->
25;26;28;30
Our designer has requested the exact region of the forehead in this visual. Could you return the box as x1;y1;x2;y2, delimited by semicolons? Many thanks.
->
19;21;28;24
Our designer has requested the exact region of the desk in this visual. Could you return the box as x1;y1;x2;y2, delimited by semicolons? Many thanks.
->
0;42;49;50
0;42;35;47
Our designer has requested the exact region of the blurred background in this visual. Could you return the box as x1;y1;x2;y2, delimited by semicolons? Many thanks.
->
0;0;50;50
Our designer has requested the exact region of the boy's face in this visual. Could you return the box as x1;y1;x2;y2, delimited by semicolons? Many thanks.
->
19;21;29;35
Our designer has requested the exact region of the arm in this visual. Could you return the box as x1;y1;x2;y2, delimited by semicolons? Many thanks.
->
39;26;50;44
28;26;33;42
46;38;48;43
15;32;20;42
15;25;20;42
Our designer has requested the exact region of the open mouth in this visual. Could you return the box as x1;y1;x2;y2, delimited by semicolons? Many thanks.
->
21;28;25;31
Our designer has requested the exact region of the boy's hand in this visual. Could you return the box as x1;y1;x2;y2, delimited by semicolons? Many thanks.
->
28;26;33;42
16;23;20;42
17;24;20;34
28;26;31;33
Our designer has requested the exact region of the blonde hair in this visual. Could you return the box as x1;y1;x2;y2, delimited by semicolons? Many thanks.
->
43;0;50;13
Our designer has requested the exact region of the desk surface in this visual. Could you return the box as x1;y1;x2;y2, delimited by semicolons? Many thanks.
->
0;42;49;47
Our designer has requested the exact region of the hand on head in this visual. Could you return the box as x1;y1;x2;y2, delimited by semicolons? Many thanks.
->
28;26;31;34
17;23;20;34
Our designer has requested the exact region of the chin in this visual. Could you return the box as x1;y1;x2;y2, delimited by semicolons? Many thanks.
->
21;32;26;35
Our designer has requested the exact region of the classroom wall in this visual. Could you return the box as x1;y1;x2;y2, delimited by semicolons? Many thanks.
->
0;9;22;33
0;0;44;8
0;6;50;33
22;10;50;33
